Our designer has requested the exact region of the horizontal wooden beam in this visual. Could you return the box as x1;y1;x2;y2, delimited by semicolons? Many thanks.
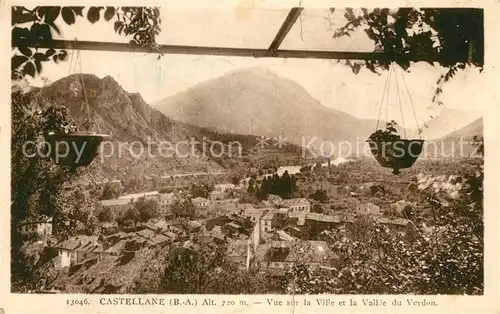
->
15;39;443;62
268;7;303;56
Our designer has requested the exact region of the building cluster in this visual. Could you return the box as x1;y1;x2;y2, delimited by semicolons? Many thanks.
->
20;177;415;288
38;219;198;270
97;184;241;216
196;194;414;274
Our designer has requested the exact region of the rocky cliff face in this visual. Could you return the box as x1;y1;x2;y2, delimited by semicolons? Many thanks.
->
34;74;224;182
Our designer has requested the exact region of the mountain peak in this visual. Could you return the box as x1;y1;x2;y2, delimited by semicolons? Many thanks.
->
153;67;376;148
225;66;280;79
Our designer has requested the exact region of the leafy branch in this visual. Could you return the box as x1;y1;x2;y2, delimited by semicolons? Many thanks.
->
11;6;163;80
331;8;484;104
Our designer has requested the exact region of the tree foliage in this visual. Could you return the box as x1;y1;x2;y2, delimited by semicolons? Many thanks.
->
308;189;328;203
171;196;196;220
100;181;122;200
284;164;483;294
12;6;162;80
333;8;484;103
134;197;161;222
190;183;214;199
161;241;273;294
254;171;297;200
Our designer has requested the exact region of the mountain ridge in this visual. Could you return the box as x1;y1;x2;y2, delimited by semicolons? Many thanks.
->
153;67;480;153
29;74;228;182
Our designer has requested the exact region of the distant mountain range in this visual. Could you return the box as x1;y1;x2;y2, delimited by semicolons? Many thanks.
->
153;67;376;151
437;117;483;141
153;67;483;155
20;73;311;183
419;108;482;140
421;117;483;158
20;68;481;185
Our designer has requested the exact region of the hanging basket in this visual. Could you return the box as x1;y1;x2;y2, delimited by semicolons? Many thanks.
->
44;131;109;167
366;135;425;175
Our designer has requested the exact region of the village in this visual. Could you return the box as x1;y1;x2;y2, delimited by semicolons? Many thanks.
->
18;166;419;293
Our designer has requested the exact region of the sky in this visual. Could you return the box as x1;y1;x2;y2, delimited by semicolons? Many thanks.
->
21;5;494;129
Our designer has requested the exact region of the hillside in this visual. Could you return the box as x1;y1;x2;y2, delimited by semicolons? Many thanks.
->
27;74;234;182
437;117;483;141
154;67;480;155
421;117;483;159
20;74;311;184
419;108;482;140
153;67;379;153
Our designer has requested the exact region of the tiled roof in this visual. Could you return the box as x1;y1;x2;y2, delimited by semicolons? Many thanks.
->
227;240;248;257
21;215;53;224
215;183;236;189
101;222;118;228
261;208;278;220
160;193;175;200
306;213;341;223
276;230;295;241
377;217;410;226
100;199;131;206
119;191;159;200
254;240;338;265
242;208;266;221
226;222;241;229
192;197;208;202
286;241;338;264
281;198;310;207
54;235;101;252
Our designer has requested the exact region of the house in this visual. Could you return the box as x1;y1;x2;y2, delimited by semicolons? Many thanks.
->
187;220;202;232
205;215;230;231
214;183;236;193
241;207;266;223
250;218;261;251
222;222;243;238
260;208;278;234
267;194;283;206
209;190;224;202
192;197;209;209
119;191;160;202
211;198;239;211
253;240;338;273
272;230;296;242
355;201;381;216
47;236;102;268
305;213;342;237
350;192;360;198
287;211;306;226
227;239;251;270
376;217;412;232
101;222;118;235
227;213;253;230
19;215;53;237
159;193;175;209
99;199;132;214
283;225;308;240
280;198;311;214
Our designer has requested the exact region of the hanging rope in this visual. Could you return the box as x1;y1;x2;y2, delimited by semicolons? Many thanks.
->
71;39;93;132
375;63;392;131
67;50;75;76
393;65;406;138
385;64;393;127
400;69;422;139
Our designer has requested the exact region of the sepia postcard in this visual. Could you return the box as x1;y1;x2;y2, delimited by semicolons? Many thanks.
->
1;0;499;313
